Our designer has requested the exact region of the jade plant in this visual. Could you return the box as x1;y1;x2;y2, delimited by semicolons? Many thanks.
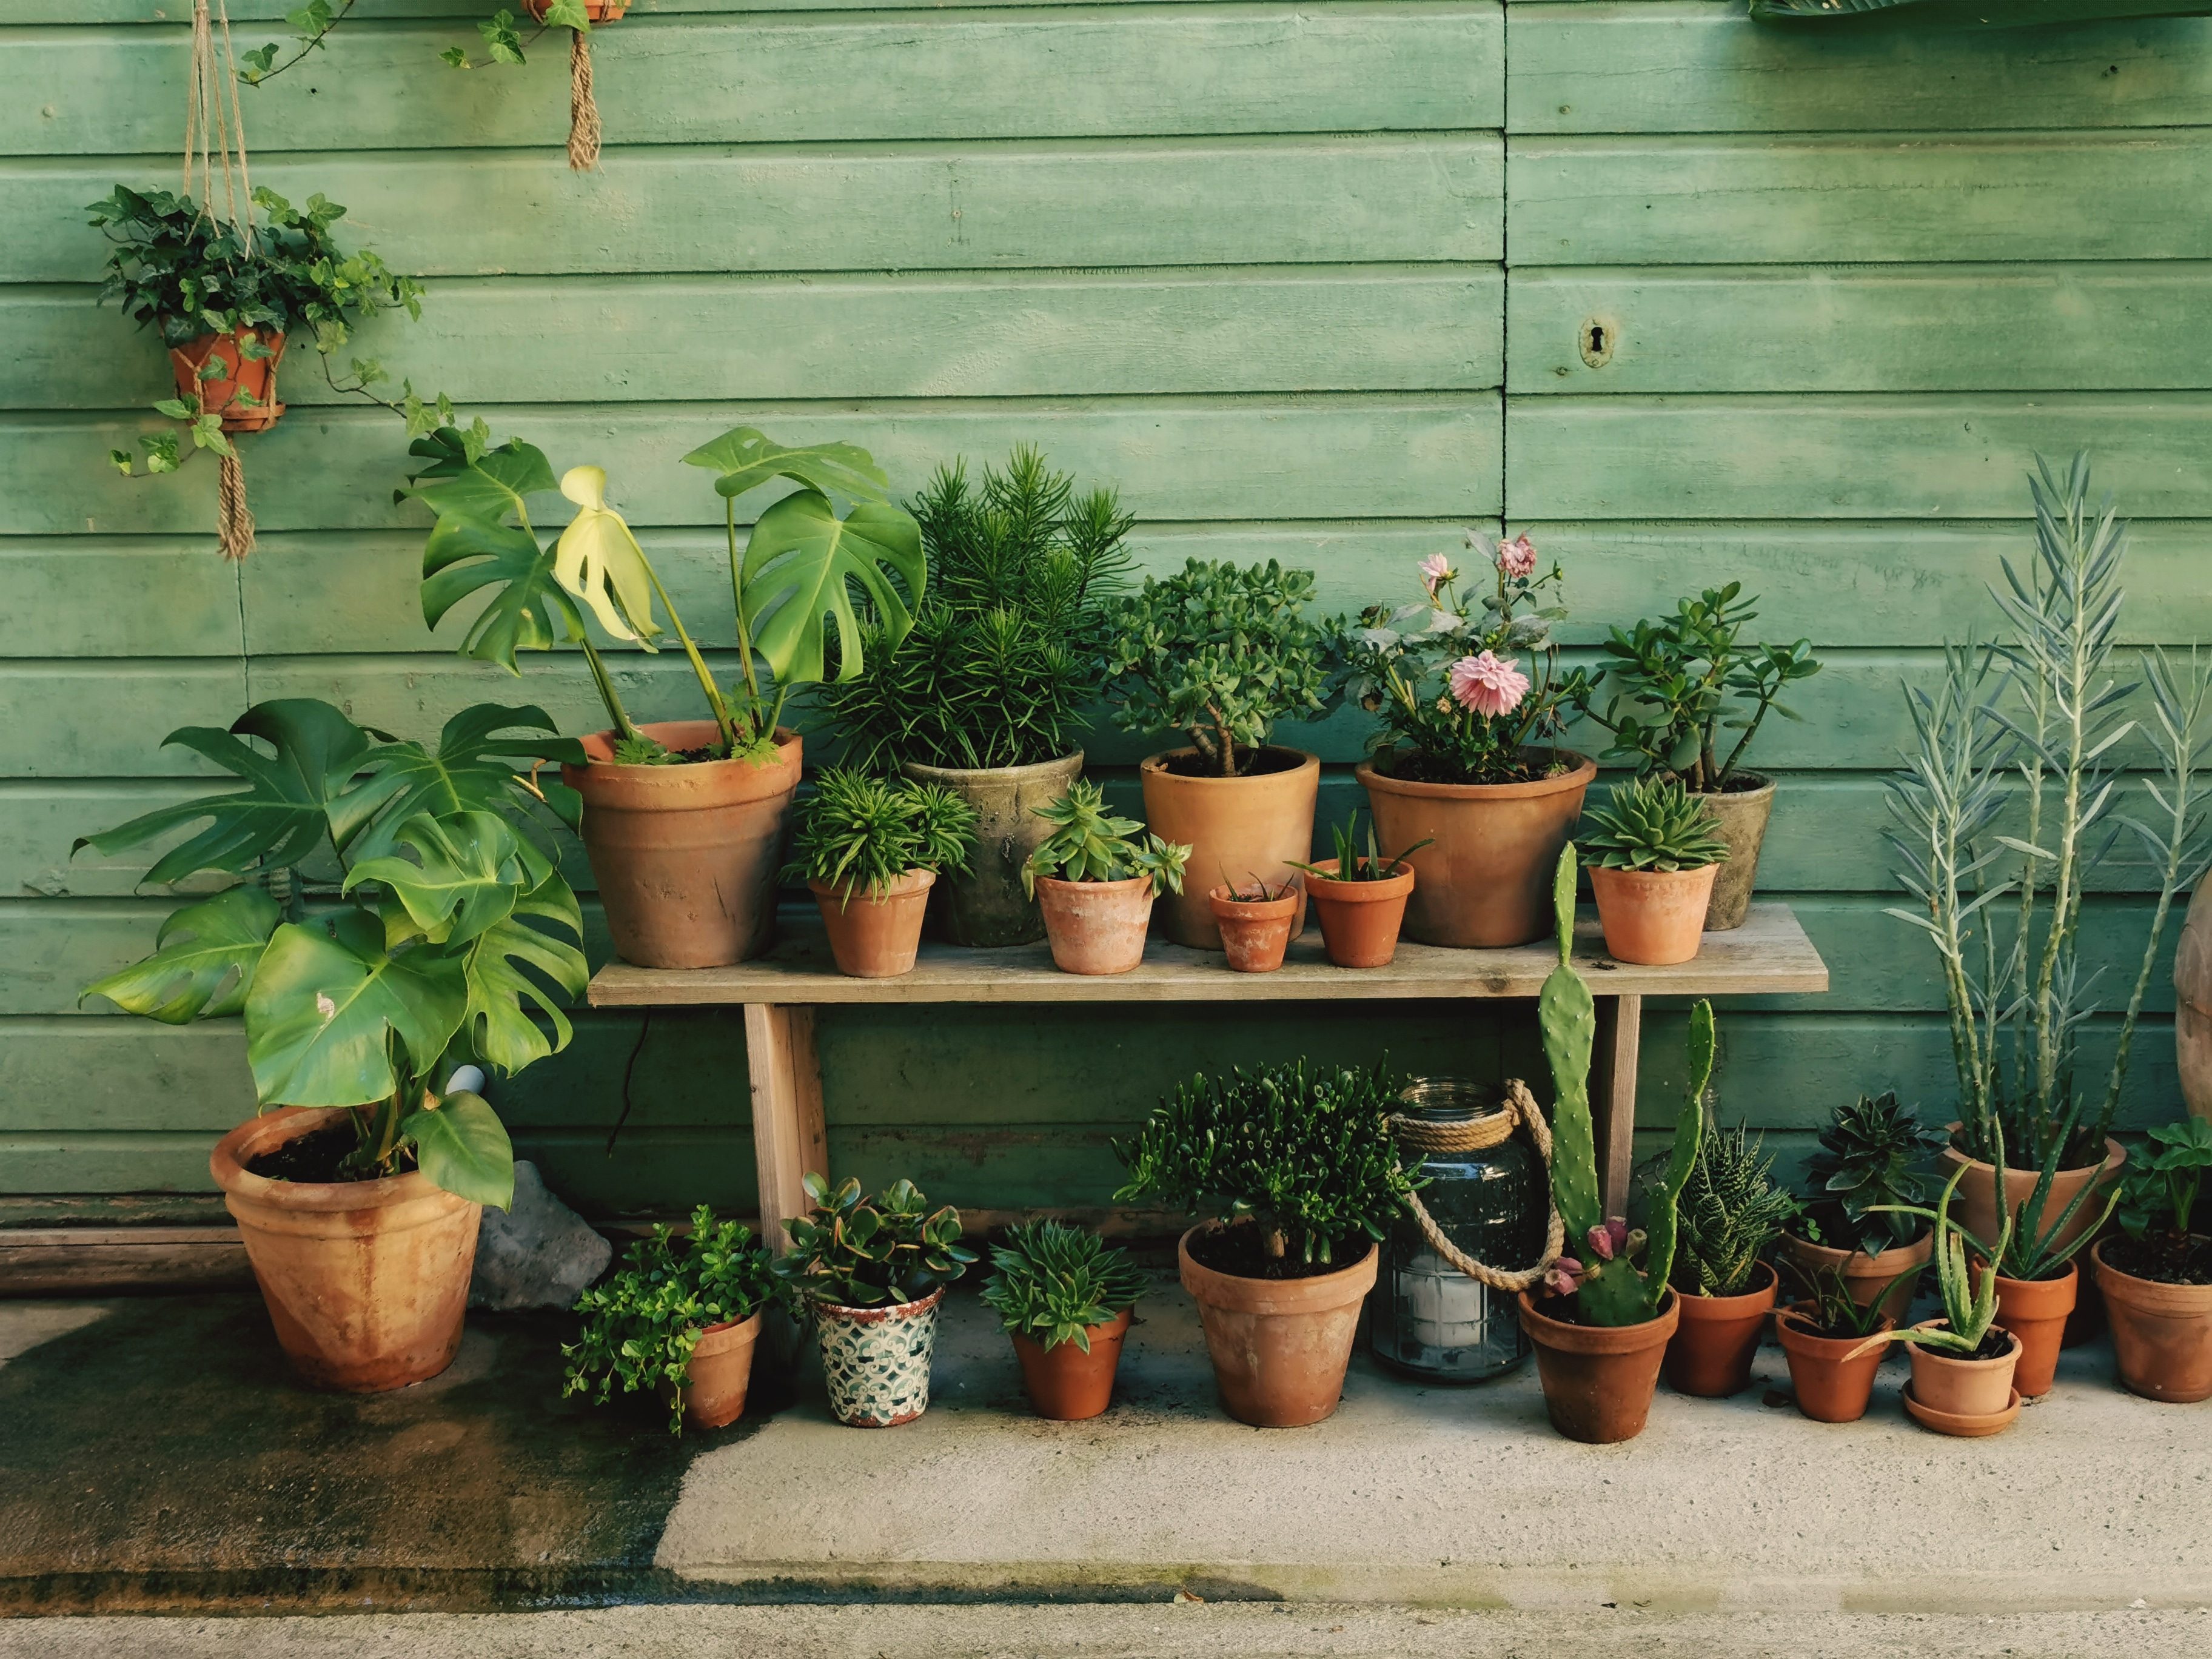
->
776;1173;977;1308
980;1221;1148;1352
1022;781;1190;896
1674;1121;1798;1299
1849;1164;2013;1361
785;769;979;899
1799;1091;1947;1256
1290;808;1430;883
1578;776;1731;873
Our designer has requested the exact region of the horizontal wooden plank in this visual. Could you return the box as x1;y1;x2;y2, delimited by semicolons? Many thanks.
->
0;1018;250;1130
0;662;249;779
1509;133;2212;266
0;782;244;897
3;136;1504;283
1509;1;2212;135
0;541;241;658
0;1227;253;1295
9;2;1273;21
4;8;1505;156
1509;265;2212;395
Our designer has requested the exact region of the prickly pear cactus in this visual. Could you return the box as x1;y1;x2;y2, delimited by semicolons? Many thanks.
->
1539;843;1602;1243
1638;999;1714;1312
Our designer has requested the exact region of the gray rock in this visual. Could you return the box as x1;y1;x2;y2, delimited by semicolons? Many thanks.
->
469;1161;613;1311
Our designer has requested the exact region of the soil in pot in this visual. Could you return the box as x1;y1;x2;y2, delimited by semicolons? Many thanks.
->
1780;1227;1929;1324
1011;1308;1133;1421
1140;747;1318;950
1517;1287;1679;1444
903;752;1083;947
1903;1323;2020;1419
1178;1225;1376;1427
1208;884;1298;973
1301;858;1415;969
1775;1302;1893;1423
815;1287;945;1427
1695;774;1775;933
2093;1236;2212;1403
1036;874;1154;974
1588;863;1719;967
1663;1262;1777;1398
809;870;934;978
1973;1259;2076;1399
676;1313;762;1430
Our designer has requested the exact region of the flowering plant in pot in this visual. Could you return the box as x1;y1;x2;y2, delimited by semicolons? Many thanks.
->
1105;559;1335;949
1289;810;1431;970
1774;1261;1897;1424
776;1173;976;1427
1022;781;1190;974
785;769;978;979
1207;875;1301;974
564;1207;783;1433
1113;1058;1417;1427
1578;774;1730;967
981;1220;1148;1421
407;425;923;968
820;447;1132;947
1575;583;1819;929
1334;534;1599;947
2094;1116;2212;1401
76;698;588;1391
1784;1090;1945;1322
1664;1121;1797;1398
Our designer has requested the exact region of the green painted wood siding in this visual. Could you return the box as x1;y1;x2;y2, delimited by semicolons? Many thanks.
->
0;0;2200;1213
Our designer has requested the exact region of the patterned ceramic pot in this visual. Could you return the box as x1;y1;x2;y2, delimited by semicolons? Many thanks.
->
814;1287;945;1427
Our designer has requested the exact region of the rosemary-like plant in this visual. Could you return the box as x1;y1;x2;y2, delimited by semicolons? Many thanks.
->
1674;1121;1799;1298
784;768;978;897
980;1221;1148;1352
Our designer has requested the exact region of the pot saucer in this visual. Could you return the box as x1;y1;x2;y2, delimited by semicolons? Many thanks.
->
1901;1382;2022;1437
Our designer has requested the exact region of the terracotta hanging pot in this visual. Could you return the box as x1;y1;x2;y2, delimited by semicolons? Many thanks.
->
1902;1322;2020;1421
902;752;1083;947
1518;1287;1679;1444
1587;863;1719;967
1663;1261;1777;1398
525;0;627;15
1695;774;1776;933
1207;884;1298;973
1299;858;1416;969
808;870;934;979
1035;874;1155;975
169;325;287;433
1357;749;1594;948
1972;1259;2076;1399
2093;1238;2212;1403
1774;1302;1893;1423
1179;1226;1376;1427
673;1312;762;1431
563;721;801;969
1779;1229;1929;1323
1139;748;1318;950
1011;1308;1133;1421
814;1287;945;1428
210;1107;479;1393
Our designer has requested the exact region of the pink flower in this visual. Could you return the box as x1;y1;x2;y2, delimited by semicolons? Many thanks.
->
1543;1256;1585;1298
1497;534;1538;580
1587;1218;1629;1262
1448;651;1531;718
1418;551;1455;598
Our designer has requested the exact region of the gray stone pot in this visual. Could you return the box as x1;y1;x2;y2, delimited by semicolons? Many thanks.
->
902;751;1084;947
1697;773;1776;932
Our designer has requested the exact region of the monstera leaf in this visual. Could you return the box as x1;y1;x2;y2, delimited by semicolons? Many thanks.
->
741;489;926;684
403;440;557;530
420;512;585;673
551;465;663;647
80;886;282;1024
401;1089;515;1210
681;426;891;505
459;870;588;1076
1752;0;2211;20
330;704;584;863
343;809;546;948
73;700;370;886
246;909;468;1108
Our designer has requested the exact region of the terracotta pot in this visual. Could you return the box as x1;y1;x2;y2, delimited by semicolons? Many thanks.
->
1663;1261;1777;1398
808;869;934;978
2177;879;2212;1125
1035;874;1155;974
563;722;801;969
1695;774;1775;933
2094;1238;2212;1403
1356;749;1595;948
1937;1129;2123;1342
1903;1322;2020;1418
1301;859;1415;969
1775;1302;1893;1423
814;1287;944;1427
676;1312;762;1430
1010;1307;1133;1421
1518;1287;1679;1444
1207;884;1298;973
1780;1229;1930;1324
525;0;626;17
1178;1227;1376;1427
902;752;1083;947
1139;748;1318;950
169;326;287;433
1587;862;1719;967
1972;1259;2076;1399
210;1107;480;1393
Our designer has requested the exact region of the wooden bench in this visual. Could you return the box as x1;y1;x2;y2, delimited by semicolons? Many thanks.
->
588;903;1829;1248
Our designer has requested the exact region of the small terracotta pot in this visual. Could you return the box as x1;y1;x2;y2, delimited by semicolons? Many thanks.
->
1971;1259;2076;1399
1901;1322;2020;1418
2094;1238;2212;1403
1775;1302;1893;1423
1035;874;1155;974
1780;1229;1930;1324
1663;1261;1777;1398
676;1312;762;1430
1587;862;1719;967
808;869;934;978
1357;749;1594;948
1208;884;1298;973
564;722;802;969
1518;1287;1680;1444
1178;1227;1376;1428
902;752;1082;947
210;1107;480;1393
1696;774;1775;933
525;0;627;17
814;1287;945;1428
1140;748;1318;950
1300;858;1416;969
169;326;287;433
1010;1307;1133;1421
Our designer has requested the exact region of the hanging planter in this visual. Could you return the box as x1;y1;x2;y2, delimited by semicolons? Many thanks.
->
168;325;287;432
514;1;629;170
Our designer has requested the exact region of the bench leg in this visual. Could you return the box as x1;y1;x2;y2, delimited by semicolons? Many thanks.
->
1591;993;1643;1218
744;1003;828;1254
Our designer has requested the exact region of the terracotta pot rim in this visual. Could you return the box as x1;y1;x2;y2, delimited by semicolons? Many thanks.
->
901;750;1084;783
1517;1286;1680;1352
1906;1320;2022;1370
1692;773;1776;802
1675;1261;1778;1319
1177;1224;1379;1313
695;1310;765;1346
1208;885;1300;917
1588;860;1724;884
1937;1125;2126;1182
571;721;800;774
807;868;936;903
811;1285;947;1322
1036;873;1154;897
1977;1257;2079;1295
1301;857;1416;900
210;1106;464;1215
2091;1235;2212;1296
1139;747;1320;788
1783;1228;1932;1271
1357;749;1595;802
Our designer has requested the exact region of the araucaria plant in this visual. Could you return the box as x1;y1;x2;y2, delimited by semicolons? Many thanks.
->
1578;775;1731;872
1675;1121;1798;1298
1888;455;2212;1172
1106;559;1335;777
1335;532;1597;785
820;446;1133;771
776;1173;977;1308
1022;780;1190;896
981;1221;1148;1351
785;769;978;897
1800;1091;1947;1255
563;1207;781;1434
1112;1058;1418;1267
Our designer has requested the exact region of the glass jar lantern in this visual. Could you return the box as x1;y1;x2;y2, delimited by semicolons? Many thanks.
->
1368;1079;1547;1382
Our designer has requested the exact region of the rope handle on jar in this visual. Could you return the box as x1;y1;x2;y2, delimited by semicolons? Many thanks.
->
1386;1078;1564;1295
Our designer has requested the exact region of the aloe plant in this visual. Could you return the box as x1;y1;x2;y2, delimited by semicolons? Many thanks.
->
1851;1162;2013;1361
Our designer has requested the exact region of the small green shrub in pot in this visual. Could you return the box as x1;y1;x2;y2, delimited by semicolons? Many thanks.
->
1578;775;1731;967
983;1221;1149;1420
785;770;979;977
1022;782;1190;975
2096;1116;2212;1403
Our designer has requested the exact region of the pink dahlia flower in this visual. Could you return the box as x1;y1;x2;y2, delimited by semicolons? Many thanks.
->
1448;651;1531;718
1418;551;1455;598
1496;534;1538;580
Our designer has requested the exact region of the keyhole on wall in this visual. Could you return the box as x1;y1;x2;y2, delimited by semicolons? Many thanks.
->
1578;315;1618;370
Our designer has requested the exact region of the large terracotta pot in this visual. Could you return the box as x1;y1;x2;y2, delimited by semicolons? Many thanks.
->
1780;1229;1930;1324
1010;1307;1133;1421
1139;748;1318;950
2176;880;2212;1125
1518;1287;1678;1444
1036;874;1154;974
902;752;1083;947
1904;1322;2020;1418
1775;1302;1892;1423
1587;863;1718;967
808;869;934;978
1696;774;1775;933
1301;858;1415;969
1178;1227;1376;1428
676;1312;762;1430
563;721;801;969
169;326;287;433
1937;1127;2124;1279
210;1107;480;1393
1357;750;1595;948
2094;1238;2212;1403
1208;884;1298;973
1973;1259;2076;1399
814;1287;944;1427
1663;1262;1777;1398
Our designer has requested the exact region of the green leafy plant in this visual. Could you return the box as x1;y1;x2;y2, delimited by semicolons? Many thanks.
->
1106;560;1336;777
1848;1163;2012;1361
1775;1258;1896;1341
1799;1090;1947;1256
1675;1121;1799;1298
1113;1057;1418;1266
785;769;979;897
1871;1122;2118;1285
1022;780;1190;897
1578;775;1731;873
980;1220;1148;1352
1290;809;1430;884
2117;1116;2212;1245
75;700;588;1207
562;1207;781;1434
819;447;1133;771
776;1173;977;1307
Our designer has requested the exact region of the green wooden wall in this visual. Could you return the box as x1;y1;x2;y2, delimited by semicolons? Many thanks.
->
2;0;2203;1218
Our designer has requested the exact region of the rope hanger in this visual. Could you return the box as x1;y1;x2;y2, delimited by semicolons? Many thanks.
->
1387;1079;1565;1295
186;0;260;560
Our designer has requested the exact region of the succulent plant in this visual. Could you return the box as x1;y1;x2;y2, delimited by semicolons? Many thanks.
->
776;1173;977;1308
784;768;978;897
1578;774;1732;872
1674;1121;1799;1298
980;1220;1148;1352
1022;779;1190;897
1802;1090;1946;1255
